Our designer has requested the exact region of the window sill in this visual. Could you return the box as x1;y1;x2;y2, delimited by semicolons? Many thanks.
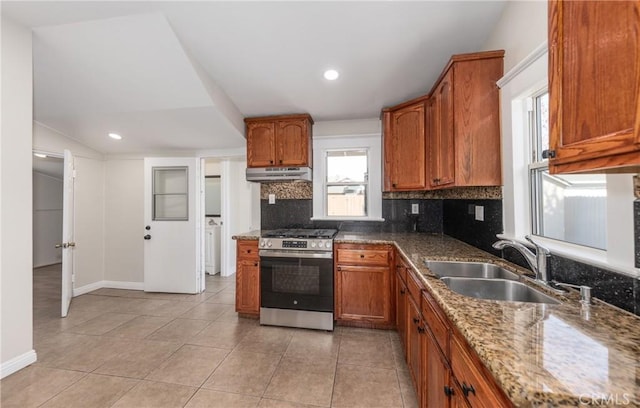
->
497;234;639;278
310;217;385;222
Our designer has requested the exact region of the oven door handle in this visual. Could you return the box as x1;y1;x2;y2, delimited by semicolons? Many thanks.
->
259;250;333;259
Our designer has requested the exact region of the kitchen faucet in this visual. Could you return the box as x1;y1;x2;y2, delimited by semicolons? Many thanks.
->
492;235;551;284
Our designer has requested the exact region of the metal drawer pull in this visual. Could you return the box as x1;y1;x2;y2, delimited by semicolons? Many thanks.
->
462;382;476;397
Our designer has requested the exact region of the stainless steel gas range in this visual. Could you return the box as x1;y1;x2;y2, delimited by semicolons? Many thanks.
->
259;229;338;331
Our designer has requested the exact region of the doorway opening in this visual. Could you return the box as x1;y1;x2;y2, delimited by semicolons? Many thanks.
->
200;157;260;293
32;152;64;318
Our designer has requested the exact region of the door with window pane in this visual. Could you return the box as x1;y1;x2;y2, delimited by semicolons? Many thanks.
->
144;158;199;293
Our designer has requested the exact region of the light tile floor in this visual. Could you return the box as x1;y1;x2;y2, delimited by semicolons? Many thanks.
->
1;264;418;408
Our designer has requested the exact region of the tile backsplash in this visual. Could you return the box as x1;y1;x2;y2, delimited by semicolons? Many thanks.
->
261;199;443;233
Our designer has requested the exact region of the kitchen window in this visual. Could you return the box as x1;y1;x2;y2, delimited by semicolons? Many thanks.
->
528;90;607;250
312;134;383;221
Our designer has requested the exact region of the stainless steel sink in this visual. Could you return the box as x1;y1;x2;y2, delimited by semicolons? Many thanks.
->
440;277;560;304
424;261;519;281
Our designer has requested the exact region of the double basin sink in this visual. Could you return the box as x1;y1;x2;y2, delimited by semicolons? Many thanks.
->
424;261;559;305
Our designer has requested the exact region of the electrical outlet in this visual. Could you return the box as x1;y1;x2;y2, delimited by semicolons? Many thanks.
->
475;205;485;221
268;194;276;204
411;203;419;214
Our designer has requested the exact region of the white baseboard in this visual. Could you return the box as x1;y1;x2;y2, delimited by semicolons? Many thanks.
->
102;281;144;291
73;281;104;296
1;350;37;379
73;280;144;296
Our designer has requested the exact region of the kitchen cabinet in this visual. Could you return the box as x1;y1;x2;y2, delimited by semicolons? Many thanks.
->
245;114;313;168
428;70;455;188
427;51;504;188
391;262;512;408
395;258;409;357
382;97;429;191
235;240;260;316
548;1;640;173
407;294;423;397
334;243;394;328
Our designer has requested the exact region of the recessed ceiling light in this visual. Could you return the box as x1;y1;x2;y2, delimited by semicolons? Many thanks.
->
324;69;339;81
108;133;122;140
34;153;47;158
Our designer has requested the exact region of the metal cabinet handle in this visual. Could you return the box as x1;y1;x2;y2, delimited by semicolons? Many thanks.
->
144;235;151;240
417;326;425;333
413;317;419;324
462;382;476;397
444;386;454;397
400;288;406;295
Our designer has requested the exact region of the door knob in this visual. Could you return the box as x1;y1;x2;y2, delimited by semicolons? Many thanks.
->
144;235;151;240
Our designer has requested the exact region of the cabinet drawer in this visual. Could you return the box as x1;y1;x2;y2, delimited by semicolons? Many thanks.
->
237;241;259;260
336;248;390;266
451;335;509;408
405;269;423;304
421;290;449;358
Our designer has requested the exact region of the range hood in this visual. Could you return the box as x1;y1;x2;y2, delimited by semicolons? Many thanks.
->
246;166;312;182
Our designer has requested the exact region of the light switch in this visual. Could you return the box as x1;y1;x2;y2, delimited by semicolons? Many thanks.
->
475;205;484;221
268;194;276;204
411;203;419;214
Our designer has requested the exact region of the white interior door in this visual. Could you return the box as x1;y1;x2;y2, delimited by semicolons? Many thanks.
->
61;149;75;317
144;158;199;293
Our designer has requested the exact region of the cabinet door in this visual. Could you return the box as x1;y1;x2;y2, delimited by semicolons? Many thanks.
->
396;270;408;356
276;119;310;166
335;265;391;324
236;260;260;314
407;295;422;397
549;0;640;173
246;122;276;167
431;69;455;188
425;332;452;408
384;101;427;191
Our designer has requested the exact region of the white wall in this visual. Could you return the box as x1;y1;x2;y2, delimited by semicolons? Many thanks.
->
33;171;63;267
482;1;548;72
1;16;36;378
104;159;144;283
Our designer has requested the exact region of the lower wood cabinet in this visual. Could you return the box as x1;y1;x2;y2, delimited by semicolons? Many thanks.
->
235;240;260;316
334;243;394;328
393;256;512;408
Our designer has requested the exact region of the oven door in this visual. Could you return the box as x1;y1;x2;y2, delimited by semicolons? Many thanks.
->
259;250;333;312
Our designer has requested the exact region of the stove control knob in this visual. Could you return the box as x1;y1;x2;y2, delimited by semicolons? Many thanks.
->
260;241;265;247
311;242;317;248
267;241;272;247
325;242;332;248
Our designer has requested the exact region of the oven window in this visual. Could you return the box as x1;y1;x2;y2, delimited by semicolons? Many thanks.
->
272;265;320;295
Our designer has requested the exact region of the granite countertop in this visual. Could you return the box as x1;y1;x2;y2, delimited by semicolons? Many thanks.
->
336;232;640;407
232;231;260;240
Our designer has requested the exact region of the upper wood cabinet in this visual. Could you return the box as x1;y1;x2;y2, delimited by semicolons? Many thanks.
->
427;51;504;188
382;97;428;191
245;114;313;168
548;0;640;173
429;70;455;188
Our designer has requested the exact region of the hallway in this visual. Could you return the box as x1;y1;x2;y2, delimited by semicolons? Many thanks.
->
1;268;417;407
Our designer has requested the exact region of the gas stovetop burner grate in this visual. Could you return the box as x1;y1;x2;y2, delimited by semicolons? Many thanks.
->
261;229;338;239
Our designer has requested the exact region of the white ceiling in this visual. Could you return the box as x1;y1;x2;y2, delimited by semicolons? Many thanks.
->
3;1;507;155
